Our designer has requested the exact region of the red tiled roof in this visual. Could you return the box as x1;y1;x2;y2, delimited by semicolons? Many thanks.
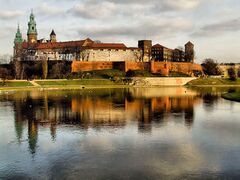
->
22;38;94;50
91;43;127;49
21;38;133;50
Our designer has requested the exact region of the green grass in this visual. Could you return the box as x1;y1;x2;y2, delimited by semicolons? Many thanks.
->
187;78;240;86
71;69;126;79
88;69;126;79
169;71;190;77
35;79;123;86
126;70;154;77
0;81;33;87
222;92;240;102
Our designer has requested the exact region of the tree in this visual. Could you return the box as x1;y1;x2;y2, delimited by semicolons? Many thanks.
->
201;59;222;75
238;68;240;78
50;62;71;79
0;68;9;85
228;67;236;81
41;55;48;79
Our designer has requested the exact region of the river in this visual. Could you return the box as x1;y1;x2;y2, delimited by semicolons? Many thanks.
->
0;87;240;179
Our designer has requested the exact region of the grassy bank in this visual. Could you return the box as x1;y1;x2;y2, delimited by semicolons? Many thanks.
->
187;78;240;86
0;81;33;87
35;79;123;86
0;79;126;91
222;92;240;102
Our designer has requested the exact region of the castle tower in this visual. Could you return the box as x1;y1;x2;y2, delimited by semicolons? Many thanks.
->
14;24;23;58
27;10;38;43
50;29;56;42
185;41;194;62
138;40;152;62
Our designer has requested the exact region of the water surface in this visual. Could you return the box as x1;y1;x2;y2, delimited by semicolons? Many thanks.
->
0;87;240;179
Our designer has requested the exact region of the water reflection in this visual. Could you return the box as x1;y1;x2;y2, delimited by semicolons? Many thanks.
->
1;88;199;155
1;87;240;179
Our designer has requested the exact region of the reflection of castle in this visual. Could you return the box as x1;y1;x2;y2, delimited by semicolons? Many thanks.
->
11;88;200;154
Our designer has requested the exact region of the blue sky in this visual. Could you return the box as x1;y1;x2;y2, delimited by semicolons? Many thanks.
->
0;0;240;63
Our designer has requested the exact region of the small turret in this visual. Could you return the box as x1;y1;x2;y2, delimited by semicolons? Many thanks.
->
50;29;56;42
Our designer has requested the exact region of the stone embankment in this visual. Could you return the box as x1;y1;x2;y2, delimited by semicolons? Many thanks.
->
130;77;196;86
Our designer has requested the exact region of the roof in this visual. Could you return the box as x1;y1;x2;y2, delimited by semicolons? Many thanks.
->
185;41;194;46
50;29;56;36
91;43;127;49
152;44;165;48
22;38;93;49
21;38;137;50
152;44;172;50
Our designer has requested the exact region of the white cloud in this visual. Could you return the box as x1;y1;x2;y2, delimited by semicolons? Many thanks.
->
192;17;240;37
35;2;65;16
0;10;24;20
69;2;117;19
160;0;201;11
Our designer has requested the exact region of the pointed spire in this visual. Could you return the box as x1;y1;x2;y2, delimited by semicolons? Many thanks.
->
50;29;56;36
17;23;20;33
14;23;23;43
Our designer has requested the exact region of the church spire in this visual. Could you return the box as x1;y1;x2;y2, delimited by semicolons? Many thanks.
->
14;24;23;58
27;10;38;43
14;24;23;43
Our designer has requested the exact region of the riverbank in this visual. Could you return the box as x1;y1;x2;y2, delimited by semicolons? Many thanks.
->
0;79;128;91
187;78;240;86
0;77;196;91
222;92;240;102
2;77;240;92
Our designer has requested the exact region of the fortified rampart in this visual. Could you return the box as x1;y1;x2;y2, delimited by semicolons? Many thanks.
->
72;61;202;76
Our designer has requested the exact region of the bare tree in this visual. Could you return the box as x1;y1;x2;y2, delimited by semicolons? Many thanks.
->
0;68;9;85
228;67;237;81
202;59;222;75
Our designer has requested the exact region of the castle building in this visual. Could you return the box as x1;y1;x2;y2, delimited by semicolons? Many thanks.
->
13;11;195;63
152;43;191;62
13;11;143;62
173;48;185;62
152;44;173;62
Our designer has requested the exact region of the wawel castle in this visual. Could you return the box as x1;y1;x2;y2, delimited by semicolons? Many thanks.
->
14;11;194;63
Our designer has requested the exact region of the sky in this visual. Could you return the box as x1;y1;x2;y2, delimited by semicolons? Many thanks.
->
0;0;240;63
